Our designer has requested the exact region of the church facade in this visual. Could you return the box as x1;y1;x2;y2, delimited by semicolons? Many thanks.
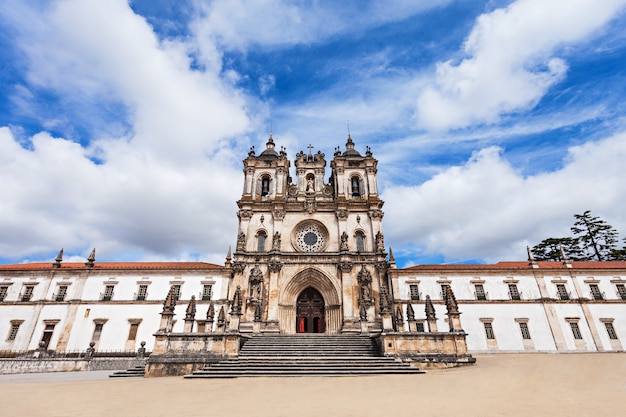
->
0;137;625;368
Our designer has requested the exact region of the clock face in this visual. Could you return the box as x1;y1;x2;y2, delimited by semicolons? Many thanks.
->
295;222;327;252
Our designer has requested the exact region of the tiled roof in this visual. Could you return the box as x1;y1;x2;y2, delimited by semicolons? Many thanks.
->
402;261;626;271
0;262;223;271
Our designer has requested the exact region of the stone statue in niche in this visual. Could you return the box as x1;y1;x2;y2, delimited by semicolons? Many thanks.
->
357;265;373;305
340;231;349;251
236;232;246;251
306;178;315;193
248;264;264;302
272;232;281;251
375;231;385;252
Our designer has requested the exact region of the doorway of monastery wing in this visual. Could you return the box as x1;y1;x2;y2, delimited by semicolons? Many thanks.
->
296;287;325;333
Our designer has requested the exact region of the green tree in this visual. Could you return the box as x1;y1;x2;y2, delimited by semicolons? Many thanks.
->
571;210;619;261
531;237;584;261
610;238;626;261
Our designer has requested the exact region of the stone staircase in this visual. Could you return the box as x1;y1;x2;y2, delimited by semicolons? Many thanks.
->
109;365;146;378
185;334;425;378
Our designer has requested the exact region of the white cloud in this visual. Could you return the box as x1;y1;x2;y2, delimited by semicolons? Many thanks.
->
383;131;626;263
0;127;242;262
190;0;449;54
7;0;250;162
416;0;626;130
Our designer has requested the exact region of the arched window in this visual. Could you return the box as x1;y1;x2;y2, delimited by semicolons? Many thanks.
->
351;177;361;196
261;176;270;196
355;231;365;252
257;231;267;252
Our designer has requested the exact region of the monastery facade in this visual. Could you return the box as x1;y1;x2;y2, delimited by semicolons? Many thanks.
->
0;137;624;360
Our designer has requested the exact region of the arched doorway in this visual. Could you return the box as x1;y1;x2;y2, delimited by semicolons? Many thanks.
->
296;287;325;333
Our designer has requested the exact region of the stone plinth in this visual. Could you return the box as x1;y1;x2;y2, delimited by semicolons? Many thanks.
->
376;332;475;368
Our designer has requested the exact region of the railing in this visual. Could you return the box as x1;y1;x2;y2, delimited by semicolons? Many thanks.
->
99;293;114;301
590;291;605;301
0;349;152;359
509;291;523;301
19;292;33;302
557;291;572;301
409;292;422;301
474;291;489;301
51;292;66;302
134;292;148;301
199;291;212;301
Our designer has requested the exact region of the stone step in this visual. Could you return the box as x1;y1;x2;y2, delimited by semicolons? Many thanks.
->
109;365;146;378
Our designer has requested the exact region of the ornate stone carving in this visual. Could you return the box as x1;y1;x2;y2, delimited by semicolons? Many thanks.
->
338;262;352;272
206;303;215;322
359;303;367;321
336;209;348;220
323;184;333;196
369;210;384;219
185;295;196;321
306;178;315;193
254;303;262;322
379;284;391;314
375;262;388;273
425;295;436;320
230;286;243;315
273;208;285;220
395;306;403;326
340;231;349;251
357;265;373;305
237;210;253;220
162;286;177;313
444;286;459;314
288;185;298;196
406;303;415;321
305;200;316;214
375;231;385;252
236;232;246;251
248;265;264;301
217;306;225;326
232;261;246;274
268;260;284;273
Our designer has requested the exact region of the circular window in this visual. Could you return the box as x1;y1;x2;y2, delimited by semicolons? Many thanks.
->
294;221;328;252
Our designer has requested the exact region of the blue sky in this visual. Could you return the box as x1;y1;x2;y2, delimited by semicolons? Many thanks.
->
1;0;626;267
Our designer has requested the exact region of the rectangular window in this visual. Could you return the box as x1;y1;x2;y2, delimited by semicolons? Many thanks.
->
616;284;626;300
409;284;420;301
128;323;139;341
21;285;34;302
92;322;104;343
604;322;618;340
172;285;181;301
519;322;531;340
102;285;114;301
55;285;68;302
556;284;570;300
0;286;8;301
7;322;21;341
484;322;495;340
136;285;148;301
475;284;487;300
415;322;425;332
441;284;450;299
589;284;603;300
508;284;520;300
202;284;213;301
570;322;583;339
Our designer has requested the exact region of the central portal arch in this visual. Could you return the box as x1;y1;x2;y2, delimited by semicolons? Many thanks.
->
296;287;325;333
278;268;342;334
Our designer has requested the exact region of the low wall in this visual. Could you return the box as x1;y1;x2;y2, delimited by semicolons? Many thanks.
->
0;358;146;375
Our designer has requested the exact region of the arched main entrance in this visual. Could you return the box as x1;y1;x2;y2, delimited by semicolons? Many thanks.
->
296;287;325;333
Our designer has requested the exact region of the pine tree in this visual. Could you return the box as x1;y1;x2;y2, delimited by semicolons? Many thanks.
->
571;210;618;261
531;237;584;261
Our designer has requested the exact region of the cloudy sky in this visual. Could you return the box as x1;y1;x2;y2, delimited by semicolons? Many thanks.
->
1;0;626;267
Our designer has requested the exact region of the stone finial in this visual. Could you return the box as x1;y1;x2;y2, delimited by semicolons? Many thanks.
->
425;295;436;320
85;248;96;268
225;246;232;266
406;302;415;321
206;303;215;321
395;306;403;326
379;284;391;314
359;303;367;321
527;245;539;268
236;232;246;251
217;306;225;327
136;341;146;359
254;303;262;322
230;286;242;315
375;231;385;252
162;286;177;313
560;245;572;268
53;248;64;268
445;286;459;314
185;295;197;321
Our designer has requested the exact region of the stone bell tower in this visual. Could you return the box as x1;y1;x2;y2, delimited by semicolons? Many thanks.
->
230;134;388;335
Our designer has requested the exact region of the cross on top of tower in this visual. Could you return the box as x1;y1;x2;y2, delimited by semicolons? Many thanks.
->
307;144;314;155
